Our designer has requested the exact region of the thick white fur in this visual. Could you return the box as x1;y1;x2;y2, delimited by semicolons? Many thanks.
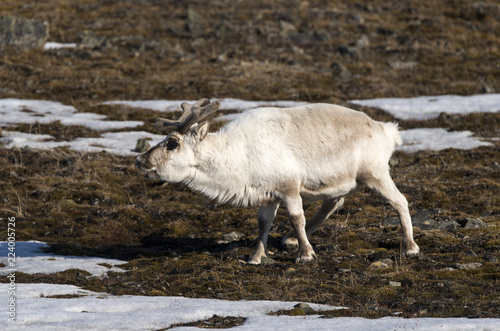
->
137;103;420;265
193;105;396;204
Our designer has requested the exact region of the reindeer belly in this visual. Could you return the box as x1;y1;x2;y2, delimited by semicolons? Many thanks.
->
300;177;359;202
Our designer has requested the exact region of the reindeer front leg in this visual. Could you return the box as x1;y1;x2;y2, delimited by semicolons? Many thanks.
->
248;201;280;265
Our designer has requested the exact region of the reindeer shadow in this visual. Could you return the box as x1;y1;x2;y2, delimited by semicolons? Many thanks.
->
43;232;287;266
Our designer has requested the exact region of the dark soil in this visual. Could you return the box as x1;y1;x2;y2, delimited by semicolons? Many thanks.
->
0;0;499;320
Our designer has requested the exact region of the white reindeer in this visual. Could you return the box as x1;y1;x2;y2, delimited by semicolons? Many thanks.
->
136;99;420;264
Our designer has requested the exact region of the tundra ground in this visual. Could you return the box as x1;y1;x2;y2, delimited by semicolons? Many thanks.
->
0;0;499;319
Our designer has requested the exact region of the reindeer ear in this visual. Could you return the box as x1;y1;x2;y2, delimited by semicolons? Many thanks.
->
191;121;210;141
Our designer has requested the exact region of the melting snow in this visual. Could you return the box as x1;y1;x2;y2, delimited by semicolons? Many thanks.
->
1;96;497;154
0;281;497;331
350;94;500;120
0;241;126;277
0;98;143;131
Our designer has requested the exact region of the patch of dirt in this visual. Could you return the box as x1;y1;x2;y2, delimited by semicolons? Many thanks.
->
165;315;246;330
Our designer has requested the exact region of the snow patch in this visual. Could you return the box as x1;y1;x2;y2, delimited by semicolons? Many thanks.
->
44;42;78;50
350;94;500;120
0;131;164;156
0;241;126;277
0;283;497;331
0;98;143;131
399;128;492;152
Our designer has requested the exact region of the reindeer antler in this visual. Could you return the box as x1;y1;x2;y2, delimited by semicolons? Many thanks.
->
156;99;221;134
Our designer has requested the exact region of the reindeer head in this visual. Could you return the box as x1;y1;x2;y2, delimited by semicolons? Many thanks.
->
135;99;220;182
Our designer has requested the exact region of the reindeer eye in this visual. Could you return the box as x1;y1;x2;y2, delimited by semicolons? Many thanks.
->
166;139;179;151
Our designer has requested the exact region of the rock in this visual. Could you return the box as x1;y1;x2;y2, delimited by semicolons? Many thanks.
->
260;256;277;266
369;259;392;269
80;32;111;50
465;250;477;257
222;231;243;243
134;138;150;153
483;254;498;264
313;29;330;42
294;303;314;313
355;35;370;48
457;217;488;229
376;26;395;36
389;281;401;287
384;210;487;233
185;7;205;36
383;209;457;231
388;61;418;70
411;209;440;229
279;20;296;36
455;263;483;270
330;61;352;78
470;2;500;21
338;44;355;57
432;220;459;232
389;157;400;166
381;215;399;227
0;15;49;50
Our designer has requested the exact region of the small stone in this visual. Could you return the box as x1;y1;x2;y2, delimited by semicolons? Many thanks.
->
294;303;314;313
355;35;370;48
330;61;352;78
260;256;277;265
455;262;483;270
388;61;418;70
389;157;400;166
222;231;243;243
338;44;355;58
465;250;477;257
186;7;205;36
389;281;401;287
369;261;390;269
411;209;440;230
0;15;49;50
432;220;459;232
80;32;109;49
381;216;399;227
280;20;296;35
483;254;498;264
338;268;351;273
457;217;488;229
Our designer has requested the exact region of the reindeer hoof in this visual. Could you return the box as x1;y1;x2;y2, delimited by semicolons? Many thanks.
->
247;255;263;265
295;251;317;263
281;236;299;250
404;242;420;256
404;246;420;256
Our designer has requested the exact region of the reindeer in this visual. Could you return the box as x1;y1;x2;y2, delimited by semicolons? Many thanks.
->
136;99;420;264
